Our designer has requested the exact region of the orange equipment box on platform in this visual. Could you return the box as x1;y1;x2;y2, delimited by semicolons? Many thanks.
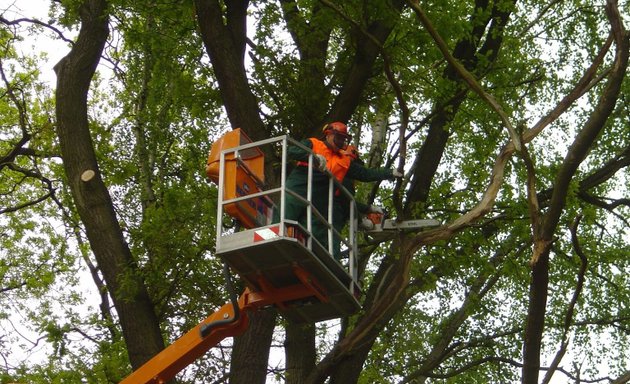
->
206;129;272;229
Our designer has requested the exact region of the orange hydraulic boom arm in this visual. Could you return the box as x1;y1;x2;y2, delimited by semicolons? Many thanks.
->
120;290;255;384
120;265;327;384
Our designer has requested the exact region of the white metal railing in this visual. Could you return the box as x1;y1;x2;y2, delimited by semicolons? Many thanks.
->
214;135;358;289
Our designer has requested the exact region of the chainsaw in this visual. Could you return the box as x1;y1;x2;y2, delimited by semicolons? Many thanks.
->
359;211;440;240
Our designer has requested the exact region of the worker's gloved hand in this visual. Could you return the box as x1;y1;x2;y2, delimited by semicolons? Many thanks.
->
359;216;375;230
314;154;327;172
367;205;384;214
391;169;403;178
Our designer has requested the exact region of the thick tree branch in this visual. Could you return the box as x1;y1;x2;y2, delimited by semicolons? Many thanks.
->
280;0;330;62
194;0;267;140
611;371;630;384
320;0;406;125
525;34;613;143
543;1;628;237
277;0;333;134
580;143;630;191
521;139;543;265
404;0;515;212
407;0;522;152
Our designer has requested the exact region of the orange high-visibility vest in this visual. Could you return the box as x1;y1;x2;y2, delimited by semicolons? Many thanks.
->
298;138;351;183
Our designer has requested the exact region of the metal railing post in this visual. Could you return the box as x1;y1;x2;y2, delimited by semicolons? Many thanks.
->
279;136;288;236
216;150;226;250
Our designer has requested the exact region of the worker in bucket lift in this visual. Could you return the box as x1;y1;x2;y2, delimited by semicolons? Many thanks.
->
284;122;402;258
332;145;387;259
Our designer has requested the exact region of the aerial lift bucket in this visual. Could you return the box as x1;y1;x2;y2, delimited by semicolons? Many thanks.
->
209;131;361;323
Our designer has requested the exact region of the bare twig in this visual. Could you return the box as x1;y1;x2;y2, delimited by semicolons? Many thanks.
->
0;16;74;45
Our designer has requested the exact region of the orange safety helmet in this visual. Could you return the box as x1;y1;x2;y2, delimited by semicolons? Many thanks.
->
322;122;351;138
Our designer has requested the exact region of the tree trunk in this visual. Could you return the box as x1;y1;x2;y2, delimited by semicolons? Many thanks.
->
53;0;164;369
285;322;316;384
522;245;550;384
229;309;276;384
328;343;373;384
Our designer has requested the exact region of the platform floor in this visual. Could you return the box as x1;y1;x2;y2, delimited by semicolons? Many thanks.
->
216;224;361;323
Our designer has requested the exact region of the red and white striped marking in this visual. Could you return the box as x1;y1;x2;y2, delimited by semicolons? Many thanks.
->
253;226;280;242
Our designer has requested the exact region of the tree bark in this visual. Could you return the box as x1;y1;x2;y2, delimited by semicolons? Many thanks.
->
285;322;316;384
53;0;164;369
325;0;406;128
194;0;268;141
229;309;276;384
